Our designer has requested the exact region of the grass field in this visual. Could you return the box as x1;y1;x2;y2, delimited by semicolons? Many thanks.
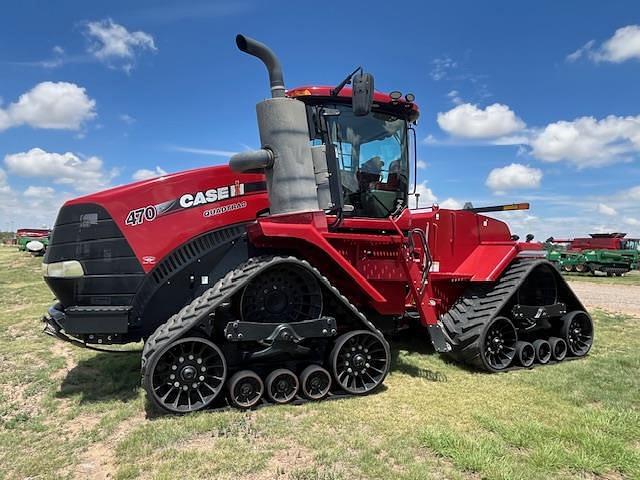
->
0;245;639;480
562;270;640;286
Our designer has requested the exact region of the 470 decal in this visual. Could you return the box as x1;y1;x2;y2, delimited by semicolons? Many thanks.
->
125;205;157;226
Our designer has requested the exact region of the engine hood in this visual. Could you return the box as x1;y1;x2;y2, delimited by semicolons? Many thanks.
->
59;165;268;272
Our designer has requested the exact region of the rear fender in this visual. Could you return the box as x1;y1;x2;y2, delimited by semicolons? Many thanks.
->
453;243;542;281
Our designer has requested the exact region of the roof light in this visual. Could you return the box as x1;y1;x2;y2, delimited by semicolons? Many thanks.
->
289;89;312;97
405;93;415;102
389;91;402;101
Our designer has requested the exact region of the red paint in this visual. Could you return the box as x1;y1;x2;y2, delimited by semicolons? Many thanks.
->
67;165;269;273
16;228;51;237
63;166;534;324
287;85;420;121
552;233;638;251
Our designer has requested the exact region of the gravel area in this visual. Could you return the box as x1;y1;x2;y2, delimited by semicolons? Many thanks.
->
568;281;640;317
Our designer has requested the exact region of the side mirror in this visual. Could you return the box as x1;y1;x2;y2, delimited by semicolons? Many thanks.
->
352;72;374;117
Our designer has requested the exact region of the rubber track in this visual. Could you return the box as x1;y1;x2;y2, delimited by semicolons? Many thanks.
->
597;266;631;276
141;255;384;374
440;259;555;371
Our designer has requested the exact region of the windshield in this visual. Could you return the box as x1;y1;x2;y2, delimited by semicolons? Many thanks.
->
623;239;640;251
324;104;409;218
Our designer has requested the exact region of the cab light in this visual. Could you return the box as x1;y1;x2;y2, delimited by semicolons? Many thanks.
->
290;89;312;97
42;260;84;278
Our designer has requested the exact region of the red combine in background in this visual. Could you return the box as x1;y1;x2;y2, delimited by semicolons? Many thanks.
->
41;35;593;413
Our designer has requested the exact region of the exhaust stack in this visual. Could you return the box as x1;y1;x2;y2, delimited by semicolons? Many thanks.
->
235;34;285;98
230;34;319;215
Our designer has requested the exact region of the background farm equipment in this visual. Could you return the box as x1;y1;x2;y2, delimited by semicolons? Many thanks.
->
16;228;51;255
546;233;639;276
41;34;593;413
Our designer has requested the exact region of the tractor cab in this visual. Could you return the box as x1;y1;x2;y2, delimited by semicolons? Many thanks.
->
288;86;419;218
622;238;640;251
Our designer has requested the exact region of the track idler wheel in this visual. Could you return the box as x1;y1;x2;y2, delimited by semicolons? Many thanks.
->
300;365;331;400
331;330;390;395
548;337;567;361
228;370;264;409
514;341;535;367
265;369;299;404
532;339;551;364
145;337;227;414
561;311;594;357
480;316;517;371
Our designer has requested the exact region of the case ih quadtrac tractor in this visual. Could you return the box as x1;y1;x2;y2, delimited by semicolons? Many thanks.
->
42;35;594;413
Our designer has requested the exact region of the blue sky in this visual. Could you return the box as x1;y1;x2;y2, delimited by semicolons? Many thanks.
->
1;0;639;240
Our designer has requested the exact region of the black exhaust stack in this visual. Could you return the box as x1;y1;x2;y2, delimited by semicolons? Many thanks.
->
235;34;285;98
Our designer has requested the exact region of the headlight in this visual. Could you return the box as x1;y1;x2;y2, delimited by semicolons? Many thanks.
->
42;260;84;278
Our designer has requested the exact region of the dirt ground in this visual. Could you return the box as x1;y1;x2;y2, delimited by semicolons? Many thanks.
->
567;280;640;317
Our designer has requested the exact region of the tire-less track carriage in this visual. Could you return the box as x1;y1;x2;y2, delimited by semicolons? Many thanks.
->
42;35;594;413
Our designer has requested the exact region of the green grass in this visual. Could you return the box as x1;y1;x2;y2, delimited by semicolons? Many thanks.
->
0;245;639;479
563;270;640;286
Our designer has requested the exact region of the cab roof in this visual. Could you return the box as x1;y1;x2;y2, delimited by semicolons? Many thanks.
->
287;85;420;122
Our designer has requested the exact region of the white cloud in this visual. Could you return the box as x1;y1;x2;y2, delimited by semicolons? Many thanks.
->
0;173;73;228
430;56;457;81
416;160;428;169
568;25;640;64
120;113;136;124
132;166;167;181
0;82;96;132
85;19;156;72
439;197;463;209
624;217;640;226
486;163;542;193
0;168;10;194
628;186;640;200
423;134;438;145
437;103;525;139
4;148;116;193
24;186;55;198
530;114;640;167
171;146;239;157
566;40;596;63
597;203;617;216
411;181;437;208
447;90;463;105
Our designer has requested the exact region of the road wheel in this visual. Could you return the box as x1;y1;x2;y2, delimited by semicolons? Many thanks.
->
228;370;264;409
300;365;331;400
265;369;298;404
331;330;389;394
561;311;594;357
145;337;226;414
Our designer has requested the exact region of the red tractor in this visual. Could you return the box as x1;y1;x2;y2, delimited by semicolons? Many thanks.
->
42;35;593;413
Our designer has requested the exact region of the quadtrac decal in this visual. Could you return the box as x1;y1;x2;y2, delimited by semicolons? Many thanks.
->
124;180;266;227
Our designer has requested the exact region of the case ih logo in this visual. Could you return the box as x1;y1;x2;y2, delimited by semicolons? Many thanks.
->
178;182;245;209
125;181;248;227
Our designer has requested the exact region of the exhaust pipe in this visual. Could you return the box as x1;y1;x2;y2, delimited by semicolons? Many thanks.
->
236;34;285;98
230;34;319;215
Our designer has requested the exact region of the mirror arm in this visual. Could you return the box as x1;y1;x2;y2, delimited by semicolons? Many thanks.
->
331;66;362;97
